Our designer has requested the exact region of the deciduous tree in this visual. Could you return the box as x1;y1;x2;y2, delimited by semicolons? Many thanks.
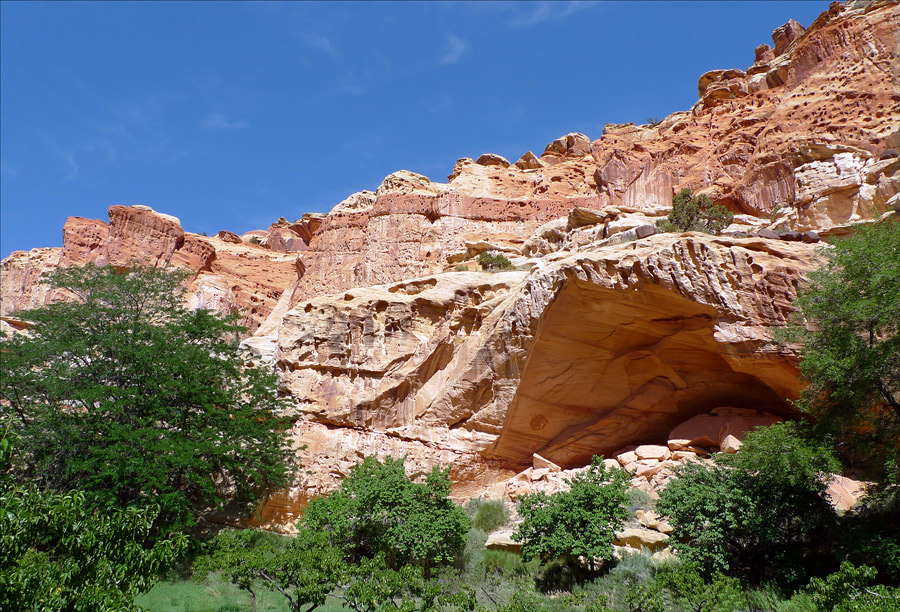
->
513;456;628;572
0;264;292;533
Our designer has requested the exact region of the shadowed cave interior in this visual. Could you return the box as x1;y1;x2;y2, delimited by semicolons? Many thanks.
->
490;278;800;468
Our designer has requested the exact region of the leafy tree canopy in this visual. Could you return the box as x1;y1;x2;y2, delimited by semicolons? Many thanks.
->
806;561;900;612
200;455;476;612
656;188;734;235
302;455;471;573
0;264;292;533
513;456;628;572
657;423;839;590
0;435;187;610
478;251;515;271
785;219;900;481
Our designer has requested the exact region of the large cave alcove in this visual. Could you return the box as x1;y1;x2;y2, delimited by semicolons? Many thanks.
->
489;277;802;468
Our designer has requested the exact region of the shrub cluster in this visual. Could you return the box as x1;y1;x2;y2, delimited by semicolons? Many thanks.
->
656;188;734;235
478;251;515;271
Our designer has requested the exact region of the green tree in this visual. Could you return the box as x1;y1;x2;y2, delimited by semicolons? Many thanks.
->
656;188;734;235
302;456;471;575
197;528;345;612
0;264;292;533
657;423;839;589
200;455;477;612
513;456;628;573
806;561;900;612
785;219;900;481
0;436;187;610
478;251;514;271
655;563;746;612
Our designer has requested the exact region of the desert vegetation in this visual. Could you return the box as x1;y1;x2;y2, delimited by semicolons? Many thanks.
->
655;188;734;236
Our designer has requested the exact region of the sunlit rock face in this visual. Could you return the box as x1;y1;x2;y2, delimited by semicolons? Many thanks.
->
3;205;302;333
2;1;896;524
262;232;822;518
0;247;63;316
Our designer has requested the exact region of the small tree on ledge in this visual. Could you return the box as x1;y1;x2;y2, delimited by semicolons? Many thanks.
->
656;188;734;235
477;251;514;271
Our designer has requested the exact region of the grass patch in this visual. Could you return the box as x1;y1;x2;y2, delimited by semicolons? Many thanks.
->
136;571;349;612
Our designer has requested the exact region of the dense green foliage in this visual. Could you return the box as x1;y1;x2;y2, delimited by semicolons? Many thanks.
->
657;423;839;589
656;188;734;235
514;457;628;572
785;219;900;481
477;252;514;271
202;456;475;611
0;436;187;610
303;456;471;572
0;264;292;533
805;561;900;612
465;498;509;534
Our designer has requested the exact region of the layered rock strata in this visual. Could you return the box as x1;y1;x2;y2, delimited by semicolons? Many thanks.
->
2;205;302;332
2;2;896;525
254;230;827;525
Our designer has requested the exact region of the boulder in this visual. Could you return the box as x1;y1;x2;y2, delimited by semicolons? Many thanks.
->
216;230;243;244
614;527;669;552
375;170;438;197
754;43;775;63
616;451;639;466
635;445;670;461
720;434;742;454
485;531;522;553
533;453;561;472
514;151;545;170
475;153;511;168
543;132;591;159
772;19;805;56
825;474;867;512
447;158;475;181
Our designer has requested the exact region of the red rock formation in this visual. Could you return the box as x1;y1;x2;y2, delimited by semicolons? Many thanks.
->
0;248;62;316
2;2;896;518
3;205;301;332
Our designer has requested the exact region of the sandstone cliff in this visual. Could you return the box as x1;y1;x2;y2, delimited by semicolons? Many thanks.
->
1;1;896;526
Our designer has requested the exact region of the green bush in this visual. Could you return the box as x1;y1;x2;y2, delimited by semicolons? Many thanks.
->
656;423;839;590
466;498;510;533
656;188;734;235
478;251;514;271
302;456;471;572
656;562;746;612
454;264;469;272
626;487;654;514
514;456;628;574
806;561;900;612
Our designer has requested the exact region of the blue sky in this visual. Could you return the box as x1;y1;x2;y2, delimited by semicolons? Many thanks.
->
1;1;831;258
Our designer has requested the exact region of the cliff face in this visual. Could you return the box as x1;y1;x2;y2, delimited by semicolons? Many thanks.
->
1;1;897;527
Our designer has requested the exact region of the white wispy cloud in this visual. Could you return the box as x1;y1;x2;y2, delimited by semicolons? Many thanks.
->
41;135;79;181
507;1;597;29
298;30;340;58
203;112;250;130
440;35;469;65
0;160;18;178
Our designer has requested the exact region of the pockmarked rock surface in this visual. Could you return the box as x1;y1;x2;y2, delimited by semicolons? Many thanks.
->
1;2;894;526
